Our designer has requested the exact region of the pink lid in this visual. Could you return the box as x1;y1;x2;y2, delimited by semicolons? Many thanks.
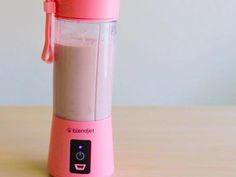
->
55;0;120;21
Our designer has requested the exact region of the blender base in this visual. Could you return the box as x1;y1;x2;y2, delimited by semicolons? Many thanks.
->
48;116;114;177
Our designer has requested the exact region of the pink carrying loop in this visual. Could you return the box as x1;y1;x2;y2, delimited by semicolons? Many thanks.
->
41;1;55;64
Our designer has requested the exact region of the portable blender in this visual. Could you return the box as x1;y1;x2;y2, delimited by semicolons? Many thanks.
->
41;0;120;176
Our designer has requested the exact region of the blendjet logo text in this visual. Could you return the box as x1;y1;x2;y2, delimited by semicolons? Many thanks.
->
67;128;95;134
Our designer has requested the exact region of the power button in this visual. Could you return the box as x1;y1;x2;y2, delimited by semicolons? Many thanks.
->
76;151;85;161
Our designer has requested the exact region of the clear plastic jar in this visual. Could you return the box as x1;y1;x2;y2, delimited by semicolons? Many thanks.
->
53;19;117;121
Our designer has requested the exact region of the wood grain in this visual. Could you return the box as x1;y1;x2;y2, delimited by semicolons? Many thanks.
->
0;106;236;177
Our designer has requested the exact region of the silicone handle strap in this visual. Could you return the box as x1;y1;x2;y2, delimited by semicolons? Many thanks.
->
41;0;56;64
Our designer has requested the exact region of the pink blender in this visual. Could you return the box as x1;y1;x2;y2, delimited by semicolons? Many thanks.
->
41;0;120;176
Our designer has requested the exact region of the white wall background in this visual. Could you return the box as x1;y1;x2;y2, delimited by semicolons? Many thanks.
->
0;0;236;106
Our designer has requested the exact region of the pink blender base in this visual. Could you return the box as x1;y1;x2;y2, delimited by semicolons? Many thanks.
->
48;116;114;177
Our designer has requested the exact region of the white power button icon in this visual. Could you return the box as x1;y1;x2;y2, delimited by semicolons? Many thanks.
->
76;151;85;161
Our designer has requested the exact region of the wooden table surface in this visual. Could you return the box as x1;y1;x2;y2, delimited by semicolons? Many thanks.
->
0;106;236;177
